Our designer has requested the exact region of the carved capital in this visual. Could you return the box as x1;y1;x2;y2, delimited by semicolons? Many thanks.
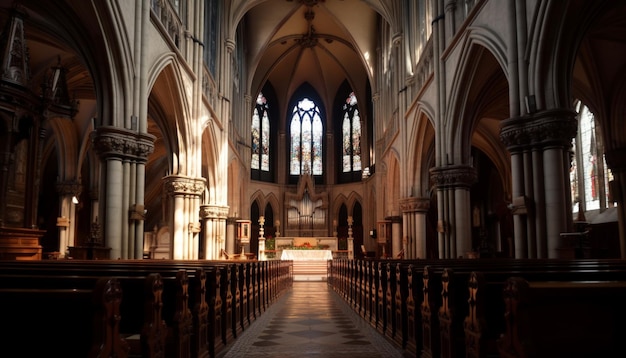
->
500;109;577;151
163;175;206;196
91;126;156;162
199;204;229;220
430;165;477;189
399;197;430;213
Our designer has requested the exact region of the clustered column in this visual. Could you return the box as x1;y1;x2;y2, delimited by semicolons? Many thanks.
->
91;126;155;259
200;204;229;260
400;197;430;259
163;175;206;260
500;109;577;258
430;165;477;258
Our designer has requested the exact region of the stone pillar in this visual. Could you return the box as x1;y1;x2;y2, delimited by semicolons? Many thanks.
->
91;126;155;259
200;204;229;260
501;109;577;258
400;197;430;259
388;213;402;258
163;175;205;260
430;165;477;258
226;217;236;257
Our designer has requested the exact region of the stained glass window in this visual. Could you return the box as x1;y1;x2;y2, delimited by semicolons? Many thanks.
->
290;98;323;175
342;92;362;173
251;92;270;172
571;100;614;214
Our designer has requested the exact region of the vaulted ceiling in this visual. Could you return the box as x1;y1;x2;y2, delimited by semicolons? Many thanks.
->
243;0;381;112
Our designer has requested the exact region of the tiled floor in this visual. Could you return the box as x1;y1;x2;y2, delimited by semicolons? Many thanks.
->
218;281;405;358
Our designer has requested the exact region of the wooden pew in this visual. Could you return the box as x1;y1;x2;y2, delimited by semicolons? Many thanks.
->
0;275;129;357
497;276;626;358
330;258;626;358
0;260;226;358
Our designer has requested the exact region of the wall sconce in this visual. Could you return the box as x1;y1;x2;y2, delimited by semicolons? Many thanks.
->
71;195;79;204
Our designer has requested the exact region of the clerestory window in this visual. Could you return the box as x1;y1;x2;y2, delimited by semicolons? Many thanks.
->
251;92;270;172
341;92;362;173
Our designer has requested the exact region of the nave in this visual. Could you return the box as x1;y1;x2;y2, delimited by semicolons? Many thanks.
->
218;281;404;358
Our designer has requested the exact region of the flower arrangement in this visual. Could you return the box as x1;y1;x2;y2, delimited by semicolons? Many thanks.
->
290;242;331;250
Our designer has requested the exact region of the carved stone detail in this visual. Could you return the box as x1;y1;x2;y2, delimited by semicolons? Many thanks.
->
91;126;156;162
500;109;577;151
199;204;229;220
163;175;206;196
399;197;430;213
430;165;477;189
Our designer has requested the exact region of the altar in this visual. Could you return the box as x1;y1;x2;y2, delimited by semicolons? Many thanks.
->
280;249;332;281
280;249;333;261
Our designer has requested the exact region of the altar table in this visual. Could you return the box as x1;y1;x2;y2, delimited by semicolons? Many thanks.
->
280;249;333;261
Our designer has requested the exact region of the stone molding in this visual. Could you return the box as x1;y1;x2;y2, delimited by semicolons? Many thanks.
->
430;165;477;189
163;175;206;196
399;197;430;213
199;204;229;220
91;126;156;162
500;109;577;151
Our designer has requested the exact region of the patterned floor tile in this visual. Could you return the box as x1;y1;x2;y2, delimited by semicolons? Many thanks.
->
218;281;405;358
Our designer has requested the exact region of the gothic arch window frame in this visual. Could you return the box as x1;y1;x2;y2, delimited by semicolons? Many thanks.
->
570;99;615;217
336;83;366;183
251;84;278;182
251;92;270;172
341;92;362;173
288;87;326;184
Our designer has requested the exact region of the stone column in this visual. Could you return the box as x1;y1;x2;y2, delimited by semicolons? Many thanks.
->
91;126;155;259
200;204;229;260
430;165;477;258
163;175;205;260
225;217;237;258
501;109;577;258
400;197;430;259
386;213;401;258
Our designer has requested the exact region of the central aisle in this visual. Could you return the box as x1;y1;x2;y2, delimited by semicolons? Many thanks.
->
219;281;405;358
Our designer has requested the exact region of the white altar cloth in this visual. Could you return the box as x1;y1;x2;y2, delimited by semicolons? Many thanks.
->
280;249;333;261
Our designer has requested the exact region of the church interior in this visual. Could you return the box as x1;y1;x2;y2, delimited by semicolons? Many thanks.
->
1;0;625;357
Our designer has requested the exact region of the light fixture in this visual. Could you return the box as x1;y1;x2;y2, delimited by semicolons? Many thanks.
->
72;195;79;204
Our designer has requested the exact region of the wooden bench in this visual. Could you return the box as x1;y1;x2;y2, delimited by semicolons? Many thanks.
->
0;258;293;358
329;258;626;358
497;277;626;358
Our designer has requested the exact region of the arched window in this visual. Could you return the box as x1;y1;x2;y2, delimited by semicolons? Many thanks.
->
290;97;323;176
251;92;270;172
570;100;615;215
342;92;362;173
